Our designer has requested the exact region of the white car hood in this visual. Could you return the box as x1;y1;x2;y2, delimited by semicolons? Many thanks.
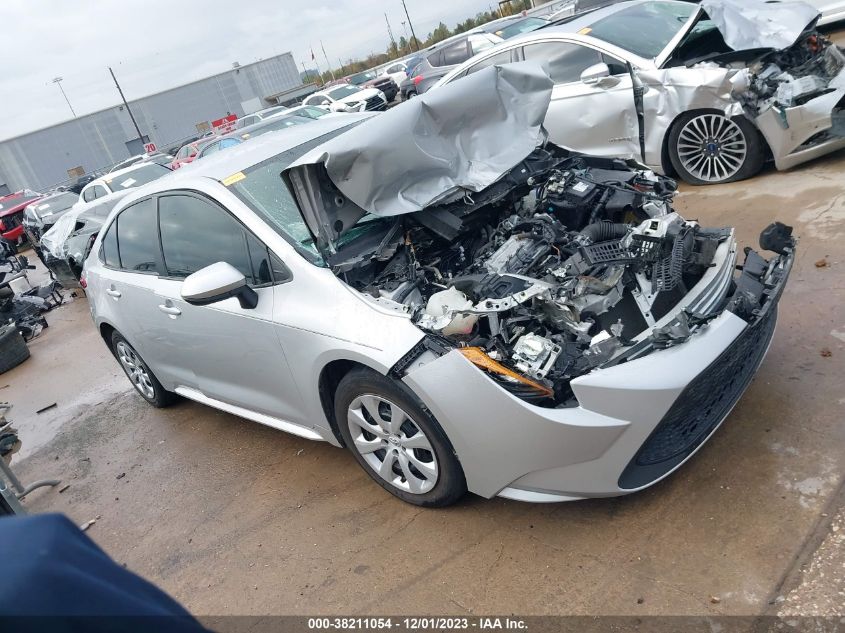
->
699;0;821;50
336;88;381;104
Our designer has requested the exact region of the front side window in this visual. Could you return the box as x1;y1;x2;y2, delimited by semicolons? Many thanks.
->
522;42;601;84
158;194;261;284
115;198;158;273
465;49;514;76
468;34;497;56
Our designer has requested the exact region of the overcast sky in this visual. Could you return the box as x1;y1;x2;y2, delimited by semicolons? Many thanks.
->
0;0;495;141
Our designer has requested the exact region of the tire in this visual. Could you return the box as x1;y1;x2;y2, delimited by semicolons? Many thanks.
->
405;91;417;100
668;111;765;185
335;368;466;507
110;332;176;408
0;324;29;374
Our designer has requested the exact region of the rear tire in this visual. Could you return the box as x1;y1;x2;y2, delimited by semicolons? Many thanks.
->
335;368;466;507
668;111;765;185
111;332;176;408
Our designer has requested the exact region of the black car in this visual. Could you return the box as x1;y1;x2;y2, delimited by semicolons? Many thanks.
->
347;70;399;102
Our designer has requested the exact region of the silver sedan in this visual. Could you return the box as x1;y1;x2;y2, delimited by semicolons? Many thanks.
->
84;68;794;506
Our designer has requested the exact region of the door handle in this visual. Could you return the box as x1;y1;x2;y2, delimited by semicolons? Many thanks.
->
106;289;121;298
158;304;182;317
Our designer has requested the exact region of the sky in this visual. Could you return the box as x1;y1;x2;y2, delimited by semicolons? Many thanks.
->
0;0;495;141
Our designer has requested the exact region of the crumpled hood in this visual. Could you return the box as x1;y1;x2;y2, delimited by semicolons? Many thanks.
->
700;0;821;51
285;61;553;244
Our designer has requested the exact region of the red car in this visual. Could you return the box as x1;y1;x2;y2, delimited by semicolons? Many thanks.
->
169;137;220;170
0;190;43;243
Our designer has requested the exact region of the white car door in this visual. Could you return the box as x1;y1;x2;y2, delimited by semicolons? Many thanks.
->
521;40;642;160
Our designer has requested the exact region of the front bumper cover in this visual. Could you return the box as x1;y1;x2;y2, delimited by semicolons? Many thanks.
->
402;242;794;501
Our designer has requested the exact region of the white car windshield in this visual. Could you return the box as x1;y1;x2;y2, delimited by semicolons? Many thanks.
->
585;1;695;58
103;163;170;190
327;85;361;100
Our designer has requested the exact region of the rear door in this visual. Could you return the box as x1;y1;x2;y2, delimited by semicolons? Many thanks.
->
520;39;641;159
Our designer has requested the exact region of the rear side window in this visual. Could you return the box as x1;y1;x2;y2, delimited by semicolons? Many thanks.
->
100;222;120;268
522;42;601;84
115;198;159;273
440;40;470;66
158;194;265;285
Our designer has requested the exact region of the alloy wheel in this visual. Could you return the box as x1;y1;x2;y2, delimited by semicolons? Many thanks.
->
116;341;156;400
346;394;439;494
676;114;748;183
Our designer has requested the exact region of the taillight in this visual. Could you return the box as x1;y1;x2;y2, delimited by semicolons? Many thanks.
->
413;75;423;86
79;271;87;289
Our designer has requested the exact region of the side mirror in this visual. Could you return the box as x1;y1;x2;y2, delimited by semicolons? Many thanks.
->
180;262;258;309
581;62;615;86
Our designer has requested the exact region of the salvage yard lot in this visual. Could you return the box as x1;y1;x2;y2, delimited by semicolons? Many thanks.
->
4;142;842;616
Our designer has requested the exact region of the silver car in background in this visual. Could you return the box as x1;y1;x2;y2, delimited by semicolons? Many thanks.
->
84;66;794;507
434;0;845;185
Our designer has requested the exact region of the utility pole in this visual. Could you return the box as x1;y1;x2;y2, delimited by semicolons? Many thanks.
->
400;0;420;51
51;77;76;118
385;13;397;51
108;66;144;143
320;41;336;81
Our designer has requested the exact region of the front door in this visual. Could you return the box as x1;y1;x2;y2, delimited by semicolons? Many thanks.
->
146;191;306;421
521;41;641;160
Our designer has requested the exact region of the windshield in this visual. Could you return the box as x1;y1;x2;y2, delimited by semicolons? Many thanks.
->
499;17;547;39
228;123;363;263
243;115;313;138
327;85;361;100
348;72;375;85
288;106;329;120
586;2;695;58
104;163;170;190
30;192;77;217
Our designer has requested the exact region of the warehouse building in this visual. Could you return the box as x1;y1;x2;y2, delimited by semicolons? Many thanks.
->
0;52;317;194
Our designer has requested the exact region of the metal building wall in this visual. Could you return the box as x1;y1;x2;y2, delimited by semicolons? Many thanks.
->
0;53;302;192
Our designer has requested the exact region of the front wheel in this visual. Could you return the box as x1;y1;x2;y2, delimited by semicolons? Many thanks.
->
668;111;765;185
335;368;466;507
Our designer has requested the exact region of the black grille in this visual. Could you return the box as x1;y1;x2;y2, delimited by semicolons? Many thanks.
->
364;96;387;111
618;306;778;490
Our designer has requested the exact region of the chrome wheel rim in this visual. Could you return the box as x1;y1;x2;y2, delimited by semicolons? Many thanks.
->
677;114;747;183
347;394;438;494
116;341;155;400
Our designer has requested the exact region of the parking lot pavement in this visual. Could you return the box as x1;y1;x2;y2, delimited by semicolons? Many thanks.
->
4;148;844;616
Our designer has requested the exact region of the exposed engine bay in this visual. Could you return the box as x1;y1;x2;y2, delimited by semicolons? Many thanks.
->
736;31;845;118
327;148;754;407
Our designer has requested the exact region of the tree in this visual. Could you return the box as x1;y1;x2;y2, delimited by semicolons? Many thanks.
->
398;35;408;54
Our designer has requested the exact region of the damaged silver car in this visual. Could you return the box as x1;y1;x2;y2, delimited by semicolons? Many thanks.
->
84;64;794;507
435;0;845;184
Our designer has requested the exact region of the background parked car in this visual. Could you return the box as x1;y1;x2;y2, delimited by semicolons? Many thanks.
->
235;105;290;129
0;190;42;244
170;139;216;170
78;162;172;203
379;60;412;88
496;16;550;39
434;0;845;184
303;84;388;112
404;30;503;97
22;190;79;252
283;105;334;120
346;70;399;102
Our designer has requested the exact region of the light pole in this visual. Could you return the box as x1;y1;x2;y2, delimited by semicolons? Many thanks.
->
52;77;76;118
400;0;420;51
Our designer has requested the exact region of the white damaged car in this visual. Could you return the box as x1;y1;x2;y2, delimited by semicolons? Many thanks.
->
434;0;845;184
84;63;795;506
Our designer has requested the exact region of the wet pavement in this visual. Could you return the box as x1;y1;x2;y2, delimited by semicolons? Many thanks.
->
5;148;845;616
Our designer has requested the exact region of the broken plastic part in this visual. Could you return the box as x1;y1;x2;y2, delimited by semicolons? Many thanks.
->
458;347;554;397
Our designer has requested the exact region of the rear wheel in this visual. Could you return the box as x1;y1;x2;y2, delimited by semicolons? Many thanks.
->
111;332;175;408
668;111;764;185
335;368;466;507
